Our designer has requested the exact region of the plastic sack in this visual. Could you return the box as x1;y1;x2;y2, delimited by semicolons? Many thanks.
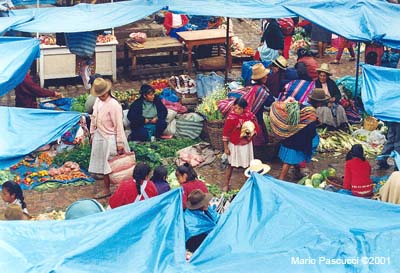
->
166;109;178;123
163;119;177;136
40;97;73;111
367;130;386;146
160;88;179;102
169;75;196;94
196;72;224;98
123;109;130;129
352;128;371;142
108;152;136;184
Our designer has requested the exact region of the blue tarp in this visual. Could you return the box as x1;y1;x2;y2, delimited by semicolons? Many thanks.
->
0;189;187;273
189;174;400;273
0;37;40;95
10;0;166;33
284;0;400;49
167;0;295;19
13;0;56;6
0;15;32;34
361;64;400;122
0;107;81;169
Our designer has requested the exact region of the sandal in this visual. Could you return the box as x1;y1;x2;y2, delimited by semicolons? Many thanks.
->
330;60;340;65
94;191;112;199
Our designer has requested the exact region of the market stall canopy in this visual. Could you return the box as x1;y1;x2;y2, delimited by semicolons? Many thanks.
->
0;107;81;169
190;174;400;272
0;189;187;273
10;0;166;33
0;37;39;96
361;64;400;122
0;15;33;35
284;0;400;49
167;0;296;19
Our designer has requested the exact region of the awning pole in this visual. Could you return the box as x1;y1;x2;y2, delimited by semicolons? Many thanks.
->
354;42;361;98
225;17;230;83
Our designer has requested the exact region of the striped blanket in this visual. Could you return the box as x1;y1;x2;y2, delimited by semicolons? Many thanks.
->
270;101;317;139
279;80;315;104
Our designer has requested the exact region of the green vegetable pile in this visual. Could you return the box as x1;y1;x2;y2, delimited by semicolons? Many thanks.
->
0;169;14;185
53;142;91;170
71;93;89;113
286;102;300;126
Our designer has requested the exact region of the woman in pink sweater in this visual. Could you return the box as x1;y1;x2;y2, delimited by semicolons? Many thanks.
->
89;78;130;198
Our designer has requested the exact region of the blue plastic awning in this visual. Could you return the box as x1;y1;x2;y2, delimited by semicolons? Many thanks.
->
0;15;33;35
190;174;400;272
0;189;186;273
284;0;400;49
10;0;166;33
0;107;81;169
0;37;40;96
167;0;295;19
361;64;400;122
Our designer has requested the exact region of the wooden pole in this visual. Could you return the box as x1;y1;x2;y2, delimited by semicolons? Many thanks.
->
225;17;230;83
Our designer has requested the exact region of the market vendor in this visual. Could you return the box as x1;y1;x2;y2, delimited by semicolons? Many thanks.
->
127;84;167;142
312;64;349;130
15;70;62;108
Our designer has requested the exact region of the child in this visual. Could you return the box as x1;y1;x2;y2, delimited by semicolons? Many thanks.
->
151;165;170;195
343;144;373;198
222;97;260;192
1;181;29;217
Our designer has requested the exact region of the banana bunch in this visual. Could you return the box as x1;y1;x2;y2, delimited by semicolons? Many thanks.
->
318;130;382;158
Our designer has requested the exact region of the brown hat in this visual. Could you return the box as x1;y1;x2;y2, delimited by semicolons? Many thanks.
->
316;63;332;75
3;204;29;220
251;63;270;80
272;55;288;70
308;88;330;101
90;78;112;97
186;189;213;210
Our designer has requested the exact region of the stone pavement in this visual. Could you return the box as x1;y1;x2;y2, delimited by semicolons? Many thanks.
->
0;18;370;216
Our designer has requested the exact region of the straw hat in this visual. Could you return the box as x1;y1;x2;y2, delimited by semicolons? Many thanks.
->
308;88;330;101
244;159;271;177
316;63;332;75
186;189;213;210
272;55;288;70
251;63;270;80
3;204;29;220
90;78;112;97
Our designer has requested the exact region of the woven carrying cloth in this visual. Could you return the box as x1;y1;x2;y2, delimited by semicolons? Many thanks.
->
270;102;317;139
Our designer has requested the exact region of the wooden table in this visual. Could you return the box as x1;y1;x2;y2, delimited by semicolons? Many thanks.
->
177;29;233;72
124;37;184;77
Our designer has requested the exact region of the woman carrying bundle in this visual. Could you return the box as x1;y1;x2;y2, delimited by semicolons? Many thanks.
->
270;97;318;180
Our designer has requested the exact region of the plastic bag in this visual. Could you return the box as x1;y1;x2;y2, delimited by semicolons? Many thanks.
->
196;72;224;98
367;130;386;146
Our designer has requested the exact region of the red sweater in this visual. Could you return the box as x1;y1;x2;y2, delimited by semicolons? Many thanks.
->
222;113;260;145
15;73;56;108
109;179;158;209
343;158;373;197
181;180;208;209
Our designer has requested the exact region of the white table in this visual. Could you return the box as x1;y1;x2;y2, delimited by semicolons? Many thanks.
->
38;41;118;87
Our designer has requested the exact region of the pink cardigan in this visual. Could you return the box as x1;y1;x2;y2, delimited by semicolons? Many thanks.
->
90;97;126;146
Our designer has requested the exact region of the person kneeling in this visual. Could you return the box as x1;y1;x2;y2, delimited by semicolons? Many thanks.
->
128;84;168;141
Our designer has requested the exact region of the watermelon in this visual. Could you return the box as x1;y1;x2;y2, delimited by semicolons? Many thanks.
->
311;173;323;181
312;178;321;188
327;167;336;177
320;169;329;179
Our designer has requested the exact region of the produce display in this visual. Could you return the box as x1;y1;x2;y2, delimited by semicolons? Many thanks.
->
297;167;337;189
53;142;91;170
96;34;117;43
71;94;89;113
318;129;382;157
291;27;311;51
149;79;169;94
111;89;139;109
241;47;255;56
196;86;227;121
32;210;65;220
0;169;14;185
40;35;57;45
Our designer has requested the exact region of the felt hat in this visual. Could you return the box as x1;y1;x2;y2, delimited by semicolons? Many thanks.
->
244;159;271;177
65;199;105;220
308;88;330;101
186;189;213;210
272;55;288;70
251;63;270;80
316;63;332;75
90;78;112;97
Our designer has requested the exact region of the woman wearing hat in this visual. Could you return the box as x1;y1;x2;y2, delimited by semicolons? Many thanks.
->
266;55;290;98
184;189;218;252
89;78;130;199
313;63;348;129
248;63;275;146
127;84;168;141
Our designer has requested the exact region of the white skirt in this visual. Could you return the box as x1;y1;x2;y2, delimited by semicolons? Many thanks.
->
227;142;254;168
88;131;117;175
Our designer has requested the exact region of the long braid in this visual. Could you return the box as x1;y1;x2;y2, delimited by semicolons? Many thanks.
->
133;163;151;195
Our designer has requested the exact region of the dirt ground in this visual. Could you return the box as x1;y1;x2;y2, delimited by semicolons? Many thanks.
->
1;18;392;216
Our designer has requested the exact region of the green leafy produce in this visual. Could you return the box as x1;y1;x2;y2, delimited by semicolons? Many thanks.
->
286;102;300;126
53;142;91;170
71;93;89;113
0;169;14;185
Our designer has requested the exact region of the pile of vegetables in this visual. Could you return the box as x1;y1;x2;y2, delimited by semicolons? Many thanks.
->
96;34;117;43
196;86;227;121
0;169;14;185
71;94;89;113
291;27;311;51
297;167;337;189
112;89;139;109
53;142;91;170
32;210;65;220
149;79;169;94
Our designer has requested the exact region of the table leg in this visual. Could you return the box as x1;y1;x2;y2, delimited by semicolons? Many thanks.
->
187;45;193;73
132;55;137;72
124;44;129;74
217;44;221;56
227;39;232;71
178;48;183;68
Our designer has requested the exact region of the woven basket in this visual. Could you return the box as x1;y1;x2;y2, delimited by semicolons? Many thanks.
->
205;119;225;151
326;176;343;189
363;116;379;131
196;56;226;71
